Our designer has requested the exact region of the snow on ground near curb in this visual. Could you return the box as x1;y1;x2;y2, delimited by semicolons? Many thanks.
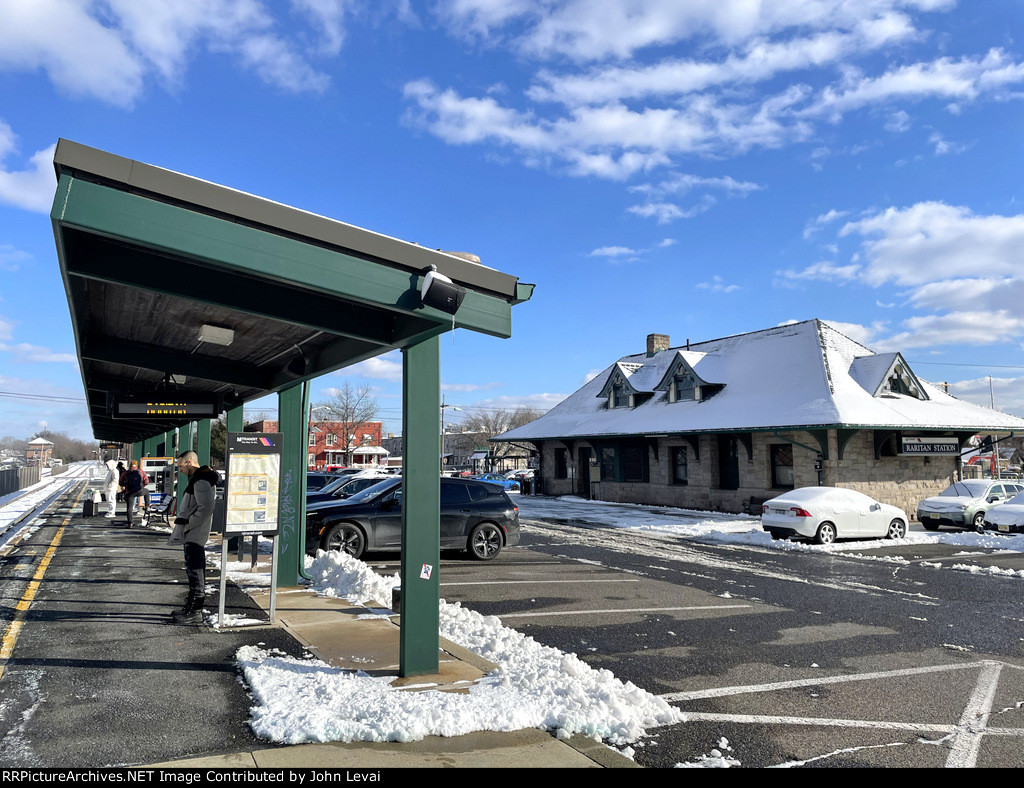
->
236;549;683;746
517;495;1024;557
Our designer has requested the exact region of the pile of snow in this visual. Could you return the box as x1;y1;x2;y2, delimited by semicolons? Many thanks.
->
236;549;683;746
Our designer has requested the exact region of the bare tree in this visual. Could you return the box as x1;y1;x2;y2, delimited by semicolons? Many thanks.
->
315;382;380;466
451;406;543;470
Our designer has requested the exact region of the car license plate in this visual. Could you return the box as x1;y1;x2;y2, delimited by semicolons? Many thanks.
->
999;524;1010;533
927;513;939;518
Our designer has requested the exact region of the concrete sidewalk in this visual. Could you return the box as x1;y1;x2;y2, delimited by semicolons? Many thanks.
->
0;482;636;769
146;537;637;769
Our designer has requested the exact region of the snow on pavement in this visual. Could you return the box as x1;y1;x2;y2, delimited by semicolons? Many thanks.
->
0;461;93;536
234;549;683;748
516;494;1024;572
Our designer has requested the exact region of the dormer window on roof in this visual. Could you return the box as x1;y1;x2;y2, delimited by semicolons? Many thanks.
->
883;363;924;399
849;353;928;401
611;379;633;408
654;351;724;404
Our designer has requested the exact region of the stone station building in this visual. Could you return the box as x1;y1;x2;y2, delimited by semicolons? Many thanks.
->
496;320;1024;517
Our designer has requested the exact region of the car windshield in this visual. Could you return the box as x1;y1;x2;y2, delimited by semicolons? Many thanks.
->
344;477;400;504
316;476;347;495
938;480;991;497
338;476;387;495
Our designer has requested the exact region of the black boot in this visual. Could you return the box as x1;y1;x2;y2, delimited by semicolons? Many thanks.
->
172;592;206;624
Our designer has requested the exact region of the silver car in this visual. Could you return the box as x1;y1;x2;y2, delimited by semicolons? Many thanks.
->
916;480;1024;533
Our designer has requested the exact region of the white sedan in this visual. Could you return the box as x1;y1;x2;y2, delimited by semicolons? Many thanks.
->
982;491;1024;535
761;486;909;545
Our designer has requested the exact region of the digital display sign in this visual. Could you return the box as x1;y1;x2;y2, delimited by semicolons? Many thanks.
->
112;398;220;418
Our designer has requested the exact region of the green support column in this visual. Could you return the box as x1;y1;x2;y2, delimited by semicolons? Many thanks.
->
197;419;211;467
143;434;160;458
227;405;244;434
400;334;441;677
131;441;142;463
277;383;310;587
176;422;194;509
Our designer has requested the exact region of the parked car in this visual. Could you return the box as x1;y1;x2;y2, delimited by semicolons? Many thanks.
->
307;472;392;506
504;469;535;481
470;473;522;492
916;480;1024;533
761;486;909;544
982;491;1024;534
306;476;520;560
307;472;341;492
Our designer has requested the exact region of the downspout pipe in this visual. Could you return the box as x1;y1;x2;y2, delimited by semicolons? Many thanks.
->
297;379;313;582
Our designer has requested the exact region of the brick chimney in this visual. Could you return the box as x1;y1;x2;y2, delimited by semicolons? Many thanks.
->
646;333;670;357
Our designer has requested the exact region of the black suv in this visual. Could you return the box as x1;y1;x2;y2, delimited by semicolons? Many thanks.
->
306;476;520;560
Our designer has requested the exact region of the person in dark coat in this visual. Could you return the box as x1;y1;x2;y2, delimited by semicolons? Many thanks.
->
171;451;219;624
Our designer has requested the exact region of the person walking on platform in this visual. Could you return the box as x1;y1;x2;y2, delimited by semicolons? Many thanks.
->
103;460;119;518
171;451;218;624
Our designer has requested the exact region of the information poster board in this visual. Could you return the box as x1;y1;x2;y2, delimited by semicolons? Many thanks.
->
225;432;282;535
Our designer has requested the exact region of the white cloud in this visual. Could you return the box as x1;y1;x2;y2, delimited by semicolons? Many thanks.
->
821;319;884;347
442;381;503;392
806;49;1024;121
0;121;56;213
884;109;912;132
589;246;638;258
840;202;1024;286
0;244;32;271
338;352;403;382
776;260;862;284
695;275;740;294
0;342;77;363
457;392;565;413
947;376;1024;417
0;314;14;341
627;198;715;224
440;0;950;62
802;208;849;239
875;311;1024;351
0;0;338;106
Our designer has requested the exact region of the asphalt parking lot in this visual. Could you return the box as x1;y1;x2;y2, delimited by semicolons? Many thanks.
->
370;513;1024;768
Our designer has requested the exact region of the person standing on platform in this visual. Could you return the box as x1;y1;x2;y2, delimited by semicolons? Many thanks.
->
122;460;147;528
171;450;218;624
103;460;119;518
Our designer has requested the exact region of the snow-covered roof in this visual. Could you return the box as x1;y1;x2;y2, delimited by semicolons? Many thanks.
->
497;319;1024;442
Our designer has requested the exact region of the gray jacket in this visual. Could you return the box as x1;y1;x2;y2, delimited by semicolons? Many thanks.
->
178;466;219;545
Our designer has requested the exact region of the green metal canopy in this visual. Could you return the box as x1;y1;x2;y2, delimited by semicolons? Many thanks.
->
50;139;534;678
51;139;533;443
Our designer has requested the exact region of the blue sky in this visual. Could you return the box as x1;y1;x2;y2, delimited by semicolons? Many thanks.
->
2;0;1024;441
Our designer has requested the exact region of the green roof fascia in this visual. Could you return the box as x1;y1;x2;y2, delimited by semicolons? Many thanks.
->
492;424;1021;442
52;174;515;339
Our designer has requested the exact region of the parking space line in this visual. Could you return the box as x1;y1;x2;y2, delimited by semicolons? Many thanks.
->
499;604;751;619
660;661;982;702
441;579;640;587
946;661;1003;768
682;712;956;734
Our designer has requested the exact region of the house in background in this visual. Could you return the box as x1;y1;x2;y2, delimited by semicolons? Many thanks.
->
246;419;387;469
26;437;54;467
495;320;1024;516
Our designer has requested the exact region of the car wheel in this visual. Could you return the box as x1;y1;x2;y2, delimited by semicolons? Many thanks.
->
468;523;503;560
323;522;366;559
769;531;787;541
886;519;907;540
973;511;986;533
814;522;837;545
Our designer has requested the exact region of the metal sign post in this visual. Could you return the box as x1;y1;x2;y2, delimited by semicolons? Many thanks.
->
220;432;283;628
